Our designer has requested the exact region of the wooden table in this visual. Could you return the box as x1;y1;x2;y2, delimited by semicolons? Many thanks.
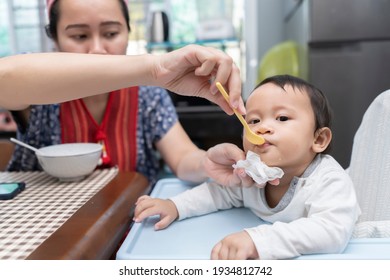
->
0;170;149;260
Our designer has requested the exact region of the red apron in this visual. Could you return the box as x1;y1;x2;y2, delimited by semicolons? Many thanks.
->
60;88;138;171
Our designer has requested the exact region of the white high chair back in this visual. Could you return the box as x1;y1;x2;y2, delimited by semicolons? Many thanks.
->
348;89;390;237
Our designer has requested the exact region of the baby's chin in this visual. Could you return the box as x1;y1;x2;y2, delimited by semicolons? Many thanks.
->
260;156;284;168
245;150;280;166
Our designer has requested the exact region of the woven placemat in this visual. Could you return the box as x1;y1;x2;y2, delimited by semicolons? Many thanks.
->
0;168;118;260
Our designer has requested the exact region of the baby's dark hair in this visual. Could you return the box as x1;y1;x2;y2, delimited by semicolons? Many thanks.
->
254;75;333;154
45;0;131;41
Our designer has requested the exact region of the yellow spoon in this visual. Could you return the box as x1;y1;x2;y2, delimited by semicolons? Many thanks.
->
216;82;265;145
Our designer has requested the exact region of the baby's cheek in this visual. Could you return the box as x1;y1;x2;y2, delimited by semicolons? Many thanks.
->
242;138;252;153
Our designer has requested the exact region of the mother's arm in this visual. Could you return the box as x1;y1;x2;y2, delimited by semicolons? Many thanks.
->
0;45;244;114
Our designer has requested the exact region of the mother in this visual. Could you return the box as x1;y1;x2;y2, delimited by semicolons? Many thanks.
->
4;0;249;187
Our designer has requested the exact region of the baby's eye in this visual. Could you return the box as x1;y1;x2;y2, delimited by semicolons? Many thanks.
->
277;116;289;122
248;119;260;124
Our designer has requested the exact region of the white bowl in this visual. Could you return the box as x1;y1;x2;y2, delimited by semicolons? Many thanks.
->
36;143;102;181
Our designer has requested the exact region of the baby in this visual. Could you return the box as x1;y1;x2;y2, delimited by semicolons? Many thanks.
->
134;75;360;260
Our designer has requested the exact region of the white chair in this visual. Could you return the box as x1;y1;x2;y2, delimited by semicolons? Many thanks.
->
348;89;390;237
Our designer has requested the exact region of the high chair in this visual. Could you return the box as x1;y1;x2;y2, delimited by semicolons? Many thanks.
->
348;89;390;237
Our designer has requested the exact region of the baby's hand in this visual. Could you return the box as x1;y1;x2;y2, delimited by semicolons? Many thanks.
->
210;231;259;260
133;195;179;230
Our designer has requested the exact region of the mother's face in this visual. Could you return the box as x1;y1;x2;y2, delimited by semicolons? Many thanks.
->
54;0;129;55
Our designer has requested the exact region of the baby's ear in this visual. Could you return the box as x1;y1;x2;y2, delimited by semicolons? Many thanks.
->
312;127;332;153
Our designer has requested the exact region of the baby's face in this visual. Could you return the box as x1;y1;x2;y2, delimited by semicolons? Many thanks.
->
243;83;317;171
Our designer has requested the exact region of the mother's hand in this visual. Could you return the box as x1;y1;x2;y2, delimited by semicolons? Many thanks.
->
204;143;255;188
154;44;245;115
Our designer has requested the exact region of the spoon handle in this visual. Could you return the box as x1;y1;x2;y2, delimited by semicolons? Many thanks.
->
10;137;40;153
215;82;250;130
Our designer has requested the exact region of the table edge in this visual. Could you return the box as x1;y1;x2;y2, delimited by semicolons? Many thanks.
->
26;171;149;260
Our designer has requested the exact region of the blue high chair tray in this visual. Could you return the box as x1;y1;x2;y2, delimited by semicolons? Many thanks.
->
116;178;390;260
116;178;263;260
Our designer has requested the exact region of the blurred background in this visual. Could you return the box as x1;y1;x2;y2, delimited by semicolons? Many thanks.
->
1;0;390;168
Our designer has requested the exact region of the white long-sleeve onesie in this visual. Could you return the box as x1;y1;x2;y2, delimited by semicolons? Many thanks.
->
170;154;361;259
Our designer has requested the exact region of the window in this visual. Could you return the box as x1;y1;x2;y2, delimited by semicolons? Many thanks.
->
126;0;245;82
1;0;51;56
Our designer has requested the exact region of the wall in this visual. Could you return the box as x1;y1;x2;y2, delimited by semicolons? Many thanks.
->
243;0;284;98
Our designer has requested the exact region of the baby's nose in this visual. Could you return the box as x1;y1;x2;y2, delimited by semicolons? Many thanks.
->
256;122;273;134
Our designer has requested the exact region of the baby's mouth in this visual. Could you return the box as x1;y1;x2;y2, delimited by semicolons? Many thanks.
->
255;140;272;150
259;139;271;146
